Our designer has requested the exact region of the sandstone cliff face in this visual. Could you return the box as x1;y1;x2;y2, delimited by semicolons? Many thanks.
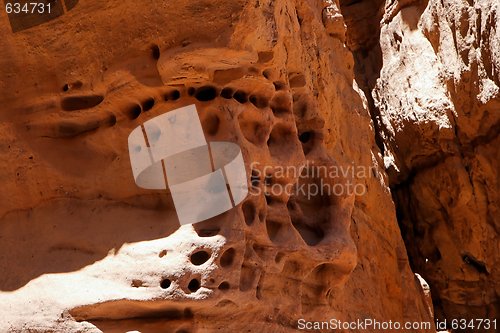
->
341;0;499;324
4;0;494;332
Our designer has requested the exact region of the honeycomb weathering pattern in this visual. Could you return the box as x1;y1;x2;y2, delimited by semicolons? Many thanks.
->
128;104;248;225
0;0;408;328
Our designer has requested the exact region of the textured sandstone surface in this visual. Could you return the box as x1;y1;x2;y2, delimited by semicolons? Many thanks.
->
3;0;495;332
341;0;499;325
377;0;499;322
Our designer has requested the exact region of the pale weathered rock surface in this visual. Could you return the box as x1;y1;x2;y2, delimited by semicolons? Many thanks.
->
6;0;494;332
341;0;498;324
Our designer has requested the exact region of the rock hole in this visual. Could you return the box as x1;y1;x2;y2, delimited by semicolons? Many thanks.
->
258;51;274;63
270;91;292;115
195;86;218;102
262;69;274;80
273;81;286;91
429;247;441;262
242;201;256;226
266;220;282;242
462;254;488;274
190;250;211;266
220;248;236;267
128;104;142;120
275;252;285;263
159;250;168;258
265;194;274;205
160;278;171;289
170;90;180;100
239;264;258;291
253;244;269;260
218;282;230;291
248;66;260;74
299;131;312;143
61;95;104;111
165;89;181;101
287;173;330;246
293;94;310;118
233;90;248;104
106;113;117;126
267;125;298;161
251;169;260;187
142;98;155;111
289;73;306;88
249;95;269;109
220;87;234;99
187;279;201;292
240;122;268;146
62;84;70;92
151;44;160;60
301;131;322;155
213;68;246;84
264;174;272;186
291;216;324;246
239;119;269;146
57;121;100;137
301;264;336;312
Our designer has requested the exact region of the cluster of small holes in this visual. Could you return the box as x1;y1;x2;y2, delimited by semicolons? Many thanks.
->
156;249;210;293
